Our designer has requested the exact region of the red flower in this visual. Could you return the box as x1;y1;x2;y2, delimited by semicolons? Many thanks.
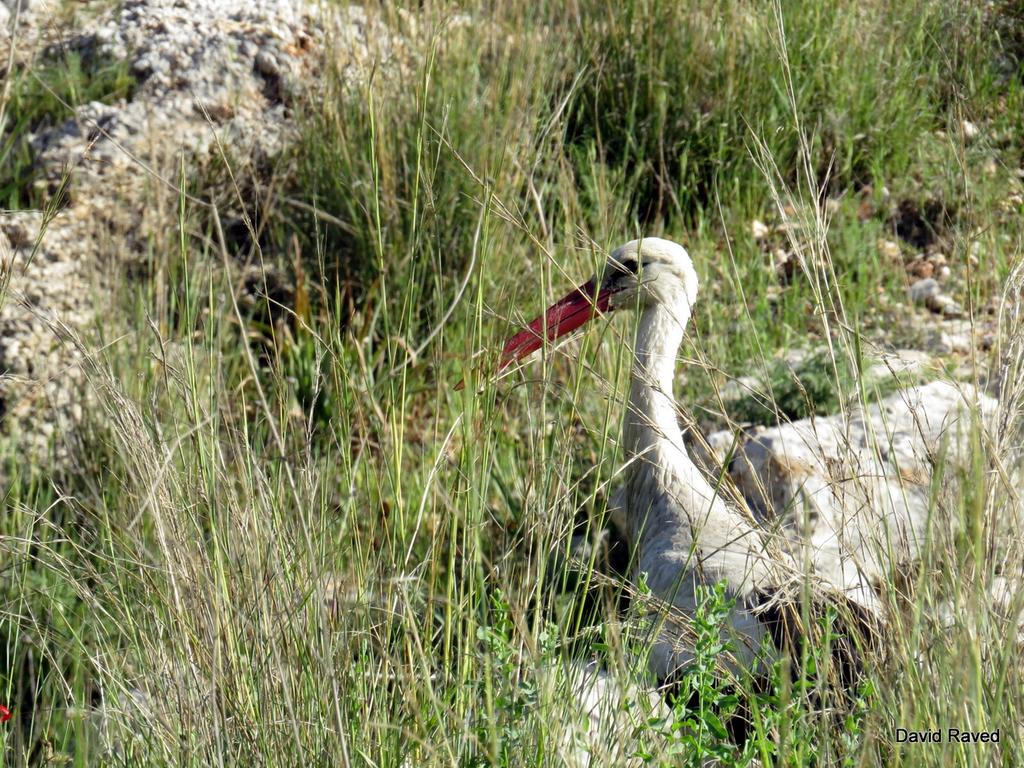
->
0;705;11;723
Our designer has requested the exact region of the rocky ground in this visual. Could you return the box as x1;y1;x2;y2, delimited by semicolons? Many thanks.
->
751;196;1006;359
0;0;400;464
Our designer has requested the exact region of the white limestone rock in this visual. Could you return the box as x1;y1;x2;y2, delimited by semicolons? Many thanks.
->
708;381;998;608
2;1;398;466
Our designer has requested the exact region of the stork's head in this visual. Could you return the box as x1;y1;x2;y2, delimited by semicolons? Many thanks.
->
498;237;698;371
600;237;699;313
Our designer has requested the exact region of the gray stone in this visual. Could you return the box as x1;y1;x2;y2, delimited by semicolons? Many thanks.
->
939;320;975;354
864;348;932;381
707;381;998;610
910;278;964;318
909;278;940;304
928;293;964;318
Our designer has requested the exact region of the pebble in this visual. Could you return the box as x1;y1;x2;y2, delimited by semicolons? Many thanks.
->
909;278;940;303
909;278;963;318
255;49;281;77
938;320;975;354
1002;193;1023;211
878;239;901;260
928;293;964;319
906;258;934;279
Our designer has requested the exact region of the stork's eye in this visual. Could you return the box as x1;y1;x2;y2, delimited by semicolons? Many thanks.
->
618;258;639;274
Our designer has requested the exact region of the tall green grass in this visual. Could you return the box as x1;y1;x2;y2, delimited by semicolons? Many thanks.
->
1;0;1022;765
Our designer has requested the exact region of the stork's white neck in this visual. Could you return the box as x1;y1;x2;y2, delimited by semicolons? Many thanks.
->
613;278;788;675
623;302;689;460
620;297;780;605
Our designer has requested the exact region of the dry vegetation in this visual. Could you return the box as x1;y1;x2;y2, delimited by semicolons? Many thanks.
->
2;0;1023;766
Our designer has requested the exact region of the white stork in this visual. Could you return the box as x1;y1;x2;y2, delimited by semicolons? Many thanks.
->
497;237;877;685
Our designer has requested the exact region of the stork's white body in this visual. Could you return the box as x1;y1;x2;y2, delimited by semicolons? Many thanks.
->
614;245;786;676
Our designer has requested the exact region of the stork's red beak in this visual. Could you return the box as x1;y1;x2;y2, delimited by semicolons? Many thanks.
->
497;278;618;372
